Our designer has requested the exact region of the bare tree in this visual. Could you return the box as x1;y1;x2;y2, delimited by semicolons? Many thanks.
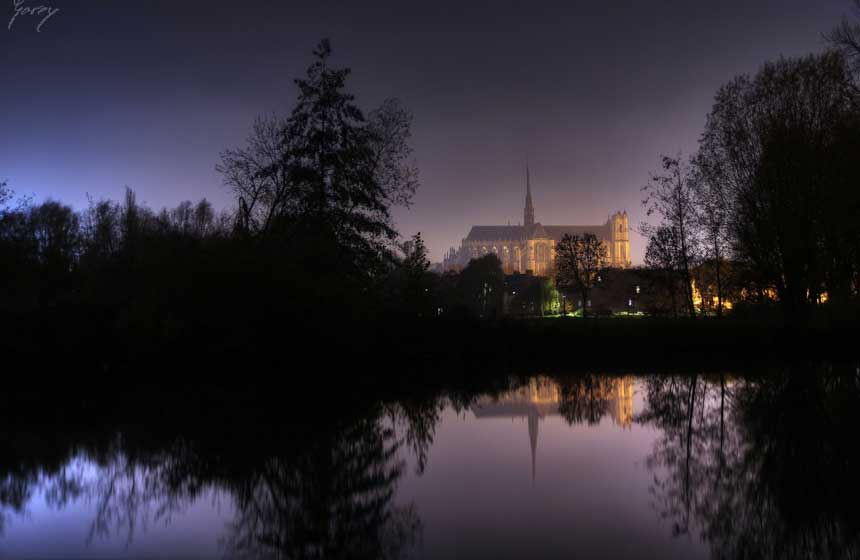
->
641;156;701;318
216;114;290;236
825;0;860;78
366;98;419;210
554;233;607;318
693;157;731;316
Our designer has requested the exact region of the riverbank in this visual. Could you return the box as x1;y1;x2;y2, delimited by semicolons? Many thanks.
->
4;310;858;377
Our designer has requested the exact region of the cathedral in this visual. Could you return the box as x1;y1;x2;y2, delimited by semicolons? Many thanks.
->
443;168;631;275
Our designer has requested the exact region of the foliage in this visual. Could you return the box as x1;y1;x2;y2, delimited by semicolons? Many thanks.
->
643;226;686;317
218;40;417;280
457;254;504;318
698;51;860;317
400;232;430;277
384;232;434;317
554;233;607;317
643;50;860;319
210;39;422;332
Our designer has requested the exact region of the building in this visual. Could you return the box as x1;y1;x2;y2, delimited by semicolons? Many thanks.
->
443;166;631;275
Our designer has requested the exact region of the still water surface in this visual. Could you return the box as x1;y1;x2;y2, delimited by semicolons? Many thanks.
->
1;369;858;559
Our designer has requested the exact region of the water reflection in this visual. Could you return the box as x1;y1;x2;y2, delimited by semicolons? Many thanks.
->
1;367;858;559
473;376;635;481
0;400;427;559
222;417;420;560
639;365;860;559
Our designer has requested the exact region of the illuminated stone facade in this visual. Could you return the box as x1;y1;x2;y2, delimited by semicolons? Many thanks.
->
443;168;631;275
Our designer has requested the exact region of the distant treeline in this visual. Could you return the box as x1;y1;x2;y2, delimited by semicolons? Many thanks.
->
0;40;521;367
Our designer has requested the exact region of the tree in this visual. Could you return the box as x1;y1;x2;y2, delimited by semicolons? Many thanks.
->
216;40;419;325
826;0;860;77
279;39;417;273
644;226;684;317
397;232;432;317
28;201;80;273
81;197;121;262
217;113;290;236
458;254;504;318
400;232;430;276
641;156;700;318
554;233;607;318
0;183;39;314
0;180;10;210
218;40;417;275
539;277;560;316
698;52;860;315
693;157;731;316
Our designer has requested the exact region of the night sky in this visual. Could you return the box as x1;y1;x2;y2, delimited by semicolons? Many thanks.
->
1;0;851;263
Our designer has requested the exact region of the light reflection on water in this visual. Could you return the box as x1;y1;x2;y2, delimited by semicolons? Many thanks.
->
1;368;858;559
394;377;702;560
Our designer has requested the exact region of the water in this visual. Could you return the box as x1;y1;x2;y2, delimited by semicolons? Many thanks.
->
1;368;858;559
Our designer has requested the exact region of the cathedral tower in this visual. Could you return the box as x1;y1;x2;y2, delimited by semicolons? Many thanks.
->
524;162;535;230
608;211;630;267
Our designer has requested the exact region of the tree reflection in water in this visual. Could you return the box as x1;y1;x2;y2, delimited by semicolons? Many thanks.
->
0;395;438;559
555;374;635;427
221;416;421;560
639;365;860;559
2;367;860;559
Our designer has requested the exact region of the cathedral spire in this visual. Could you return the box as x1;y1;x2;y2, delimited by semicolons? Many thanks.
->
528;408;538;485
524;159;535;230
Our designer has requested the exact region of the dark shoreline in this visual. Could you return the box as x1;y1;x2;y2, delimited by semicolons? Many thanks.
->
4;312;857;380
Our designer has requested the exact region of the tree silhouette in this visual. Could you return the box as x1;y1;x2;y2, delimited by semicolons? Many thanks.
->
697;52;860;316
218;39;417;277
457;254;504;318
554;233;606;318
643;226;685;317
396;232;433;317
641;156;700;318
826;0;860;76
